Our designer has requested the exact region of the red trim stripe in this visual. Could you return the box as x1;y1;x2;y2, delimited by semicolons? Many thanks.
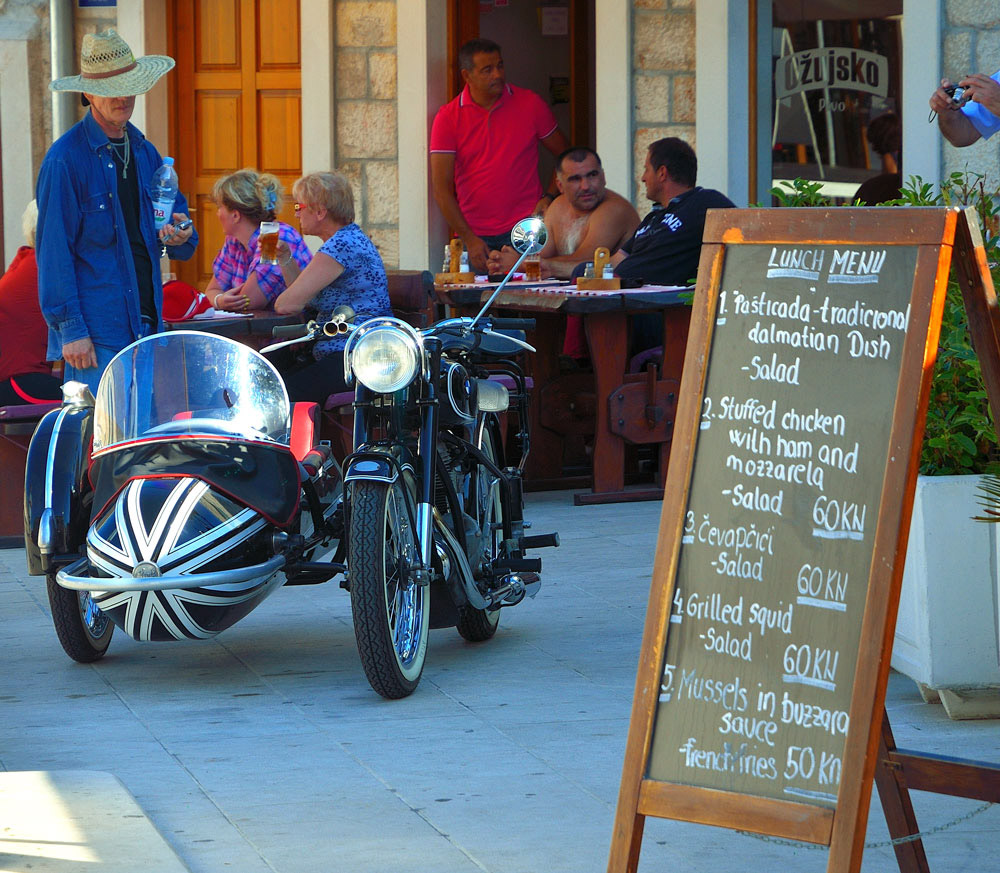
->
10;376;53;405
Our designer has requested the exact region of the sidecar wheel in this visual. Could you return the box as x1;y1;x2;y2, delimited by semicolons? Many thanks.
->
46;574;113;662
349;479;429;698
456;419;502;642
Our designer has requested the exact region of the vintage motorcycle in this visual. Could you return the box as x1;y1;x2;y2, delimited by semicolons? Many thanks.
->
24;218;558;698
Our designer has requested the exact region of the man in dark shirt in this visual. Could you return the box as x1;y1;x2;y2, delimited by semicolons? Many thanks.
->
610;137;734;352
612;137;734;286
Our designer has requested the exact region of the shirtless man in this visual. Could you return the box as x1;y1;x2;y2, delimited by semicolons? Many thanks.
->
487;147;639;279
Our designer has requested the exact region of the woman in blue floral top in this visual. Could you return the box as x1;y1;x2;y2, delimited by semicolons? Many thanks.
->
274;171;391;403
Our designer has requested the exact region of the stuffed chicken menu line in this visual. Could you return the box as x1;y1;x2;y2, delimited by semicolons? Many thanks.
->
645;242;918;808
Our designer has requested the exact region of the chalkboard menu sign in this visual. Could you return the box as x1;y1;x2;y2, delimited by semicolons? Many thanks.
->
647;240;916;804
609;208;970;873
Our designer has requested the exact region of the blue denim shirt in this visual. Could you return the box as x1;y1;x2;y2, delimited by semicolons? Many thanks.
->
35;112;198;360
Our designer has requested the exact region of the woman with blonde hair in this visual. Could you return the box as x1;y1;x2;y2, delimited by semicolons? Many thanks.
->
207;168;312;312
274;171;391;403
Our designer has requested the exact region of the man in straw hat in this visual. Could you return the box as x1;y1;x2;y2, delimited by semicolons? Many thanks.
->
36;28;198;392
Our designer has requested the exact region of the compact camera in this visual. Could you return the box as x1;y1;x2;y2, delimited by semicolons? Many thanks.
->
944;84;967;104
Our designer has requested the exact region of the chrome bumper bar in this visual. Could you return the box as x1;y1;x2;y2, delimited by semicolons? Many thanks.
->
56;555;287;592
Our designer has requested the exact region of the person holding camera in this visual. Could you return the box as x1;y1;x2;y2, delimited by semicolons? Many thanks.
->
930;72;1000;147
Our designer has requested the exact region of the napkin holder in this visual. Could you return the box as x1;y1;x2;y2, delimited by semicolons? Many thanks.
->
576;245;621;290
435;237;476;284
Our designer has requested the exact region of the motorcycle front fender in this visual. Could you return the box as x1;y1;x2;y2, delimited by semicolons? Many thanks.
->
24;404;94;575
343;453;399;484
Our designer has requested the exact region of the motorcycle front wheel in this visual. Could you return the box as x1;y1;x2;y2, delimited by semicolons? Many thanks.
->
46;574;113;662
349;478;429;698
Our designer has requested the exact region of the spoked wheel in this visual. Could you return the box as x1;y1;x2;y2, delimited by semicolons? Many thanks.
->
456;418;503;642
46;574;113;662
349;477;429;698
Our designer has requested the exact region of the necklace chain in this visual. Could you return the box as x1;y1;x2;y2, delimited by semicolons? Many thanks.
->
108;132;130;180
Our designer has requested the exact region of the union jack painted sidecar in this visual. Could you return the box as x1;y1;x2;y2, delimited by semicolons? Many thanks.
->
24;331;343;661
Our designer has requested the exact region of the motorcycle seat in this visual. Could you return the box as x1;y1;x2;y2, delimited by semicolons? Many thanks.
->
289;402;320;461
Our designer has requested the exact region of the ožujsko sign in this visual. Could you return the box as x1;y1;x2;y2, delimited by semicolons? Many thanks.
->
775;48;888;100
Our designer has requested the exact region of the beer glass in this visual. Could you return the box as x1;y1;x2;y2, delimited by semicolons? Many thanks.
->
259;221;281;264
522;255;541;282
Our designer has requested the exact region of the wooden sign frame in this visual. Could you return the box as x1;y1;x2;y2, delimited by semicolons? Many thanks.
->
608;207;972;873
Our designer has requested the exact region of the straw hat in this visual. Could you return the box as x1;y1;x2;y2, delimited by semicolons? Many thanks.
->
50;29;174;97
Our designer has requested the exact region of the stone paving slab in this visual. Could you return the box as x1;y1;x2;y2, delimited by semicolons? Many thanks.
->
0;770;188;872
1;491;998;872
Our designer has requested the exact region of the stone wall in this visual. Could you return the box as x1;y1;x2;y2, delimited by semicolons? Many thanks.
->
0;0;47;263
630;0;695;204
335;0;400;268
941;2;1000;189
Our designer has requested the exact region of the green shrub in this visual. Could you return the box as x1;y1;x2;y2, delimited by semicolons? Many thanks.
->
768;172;1000;475
900;172;1000;475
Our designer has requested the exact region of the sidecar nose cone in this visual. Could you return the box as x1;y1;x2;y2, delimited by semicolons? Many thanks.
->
132;561;162;578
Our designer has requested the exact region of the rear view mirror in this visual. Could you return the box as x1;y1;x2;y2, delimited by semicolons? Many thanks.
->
510;217;546;254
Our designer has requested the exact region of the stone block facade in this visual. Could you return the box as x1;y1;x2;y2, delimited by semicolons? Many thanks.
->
941;3;1000;191
334;0;399;267
630;1;696;204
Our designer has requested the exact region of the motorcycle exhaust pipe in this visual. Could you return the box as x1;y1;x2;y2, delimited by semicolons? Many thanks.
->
485;574;526;607
322;304;357;336
323;319;350;337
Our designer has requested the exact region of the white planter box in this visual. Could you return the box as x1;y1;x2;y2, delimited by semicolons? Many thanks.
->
892;475;1000;715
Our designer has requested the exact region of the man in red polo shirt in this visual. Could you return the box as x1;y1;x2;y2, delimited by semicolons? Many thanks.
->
430;38;568;274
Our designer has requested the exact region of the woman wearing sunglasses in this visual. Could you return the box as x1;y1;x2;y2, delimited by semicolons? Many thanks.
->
273;171;391;403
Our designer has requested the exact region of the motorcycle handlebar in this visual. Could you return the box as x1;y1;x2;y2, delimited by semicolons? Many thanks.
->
271;324;312;340
489;317;536;331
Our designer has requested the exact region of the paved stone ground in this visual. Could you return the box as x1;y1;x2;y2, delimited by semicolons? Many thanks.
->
1;491;997;872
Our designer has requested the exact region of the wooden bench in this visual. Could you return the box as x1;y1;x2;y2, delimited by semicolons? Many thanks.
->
0;402;61;547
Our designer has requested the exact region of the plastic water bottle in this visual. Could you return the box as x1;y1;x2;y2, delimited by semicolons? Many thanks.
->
151;157;179;232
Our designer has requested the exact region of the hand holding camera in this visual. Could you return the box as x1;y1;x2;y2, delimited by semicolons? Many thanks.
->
928;77;970;121
944;84;968;106
930;71;1000;146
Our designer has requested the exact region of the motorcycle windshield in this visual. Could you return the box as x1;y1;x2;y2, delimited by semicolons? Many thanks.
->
92;331;290;451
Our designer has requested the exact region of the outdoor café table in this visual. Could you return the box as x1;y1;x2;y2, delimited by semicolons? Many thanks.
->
434;279;691;504
163;310;305;350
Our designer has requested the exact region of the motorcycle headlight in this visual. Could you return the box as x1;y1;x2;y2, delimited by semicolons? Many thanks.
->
350;324;421;393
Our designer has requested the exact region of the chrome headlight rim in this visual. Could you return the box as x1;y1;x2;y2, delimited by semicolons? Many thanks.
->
346;318;423;393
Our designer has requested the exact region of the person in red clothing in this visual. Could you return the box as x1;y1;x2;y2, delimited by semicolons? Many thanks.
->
430;38;568;274
0;201;62;406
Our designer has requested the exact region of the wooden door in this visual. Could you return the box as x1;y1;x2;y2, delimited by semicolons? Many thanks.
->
449;0;593;145
167;0;302;288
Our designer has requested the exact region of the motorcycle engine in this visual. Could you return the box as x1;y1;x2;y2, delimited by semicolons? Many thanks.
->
435;442;487;571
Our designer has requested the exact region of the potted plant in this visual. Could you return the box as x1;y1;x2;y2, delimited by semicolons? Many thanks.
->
891;173;1000;717
773;174;1000;717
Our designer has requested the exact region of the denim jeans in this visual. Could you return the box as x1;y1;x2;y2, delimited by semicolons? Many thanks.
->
63;319;155;396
